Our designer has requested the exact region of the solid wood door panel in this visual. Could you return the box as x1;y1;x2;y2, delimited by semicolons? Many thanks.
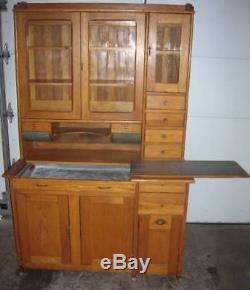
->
81;12;145;120
16;12;81;119
15;191;71;266
138;213;184;275
147;13;192;93
80;195;135;267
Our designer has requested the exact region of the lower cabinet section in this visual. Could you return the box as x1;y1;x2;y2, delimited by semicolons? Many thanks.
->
11;180;190;275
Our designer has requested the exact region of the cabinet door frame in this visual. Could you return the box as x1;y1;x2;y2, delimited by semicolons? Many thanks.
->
14;190;71;266
81;12;145;121
79;193;135;268
15;12;81;119
147;13;192;93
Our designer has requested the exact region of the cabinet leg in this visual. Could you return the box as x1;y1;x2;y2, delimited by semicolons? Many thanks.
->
16;266;27;277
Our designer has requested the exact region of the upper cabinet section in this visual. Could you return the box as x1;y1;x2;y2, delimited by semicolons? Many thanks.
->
16;12;81;119
15;4;194;121
81;13;145;120
147;14;192;93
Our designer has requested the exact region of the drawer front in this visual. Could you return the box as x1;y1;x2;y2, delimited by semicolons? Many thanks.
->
144;144;183;159
139;193;186;215
147;95;185;110
13;179;135;193
139;182;186;193
111;123;141;134
22;121;51;132
145;112;185;127
145;129;183;143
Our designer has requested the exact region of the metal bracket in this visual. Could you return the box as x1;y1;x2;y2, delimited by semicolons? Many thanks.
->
3;102;14;123
0;43;11;65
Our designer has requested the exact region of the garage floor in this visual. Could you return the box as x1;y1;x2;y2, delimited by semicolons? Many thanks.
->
0;216;250;290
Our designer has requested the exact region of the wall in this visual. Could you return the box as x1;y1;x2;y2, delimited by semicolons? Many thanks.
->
1;0;250;222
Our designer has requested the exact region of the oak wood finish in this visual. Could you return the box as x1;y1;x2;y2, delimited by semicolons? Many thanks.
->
15;12;81;120
11;2;249;278
138;181;188;275
14;190;71;267
147;14;192;93
80;194;135;268
81;12;145;121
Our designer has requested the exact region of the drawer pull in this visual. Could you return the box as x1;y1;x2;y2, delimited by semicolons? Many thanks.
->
155;218;166;225
161;150;165;154
163;100;168;105
163;118;168;123
98;186;111;190
36;184;48;188
161;134;167;139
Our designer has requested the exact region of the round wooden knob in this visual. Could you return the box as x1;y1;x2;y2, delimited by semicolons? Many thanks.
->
155;218;166;225
161;134;166;139
163;118;168;122
161;150;165;154
163;100;168;105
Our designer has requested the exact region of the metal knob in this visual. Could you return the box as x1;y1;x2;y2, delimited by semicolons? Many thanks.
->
155;218;166;225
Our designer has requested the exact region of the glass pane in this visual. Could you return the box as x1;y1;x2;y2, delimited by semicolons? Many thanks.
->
89;50;135;82
90;86;134;112
155;53;180;84
88;21;136;113
29;83;72;111
28;22;71;47
27;21;73;113
89;21;135;48
157;24;181;51
28;49;72;80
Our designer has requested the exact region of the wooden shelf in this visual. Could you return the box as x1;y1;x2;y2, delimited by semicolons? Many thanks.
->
89;80;134;87
89;46;135;51
29;81;72;85
156;50;180;54
28;46;72;50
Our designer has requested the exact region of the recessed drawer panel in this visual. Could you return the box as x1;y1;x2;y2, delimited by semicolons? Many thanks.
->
139;182;186;193
144;144;182;159
145;129;184;143
139;193;186;215
147;95;185;110
145;112;185;127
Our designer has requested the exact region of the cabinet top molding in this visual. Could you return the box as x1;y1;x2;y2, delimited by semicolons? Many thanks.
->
14;2;194;14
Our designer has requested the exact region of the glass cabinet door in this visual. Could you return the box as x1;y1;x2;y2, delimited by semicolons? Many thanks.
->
147;14;192;93
82;13;145;120
16;13;81;119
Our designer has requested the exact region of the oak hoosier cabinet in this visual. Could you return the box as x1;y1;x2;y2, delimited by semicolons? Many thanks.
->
4;2;249;276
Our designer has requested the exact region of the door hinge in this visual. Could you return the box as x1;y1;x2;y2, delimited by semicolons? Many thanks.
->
3;102;14;123
0;43;11;65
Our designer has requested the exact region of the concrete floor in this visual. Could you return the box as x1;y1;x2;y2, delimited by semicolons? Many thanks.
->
0;217;250;290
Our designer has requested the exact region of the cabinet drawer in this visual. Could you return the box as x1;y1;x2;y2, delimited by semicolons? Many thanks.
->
139;182;186;193
13;179;135;194
147;95;185;110
145;112;185;127
22;121;51;132
144;144;183;159
111;123;141;134
145;129;183;143
139;193;186;215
